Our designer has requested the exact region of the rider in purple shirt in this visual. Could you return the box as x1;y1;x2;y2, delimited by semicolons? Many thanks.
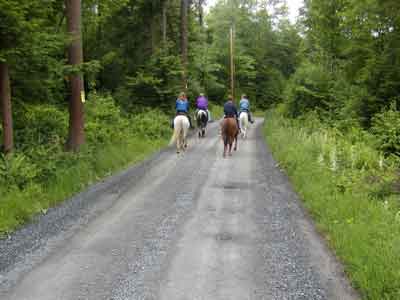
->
196;94;208;110
196;93;209;120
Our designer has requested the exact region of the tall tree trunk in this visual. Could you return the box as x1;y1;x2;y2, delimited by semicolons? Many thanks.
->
0;62;13;154
180;0;189;91
162;0;168;44
198;0;204;27
150;0;158;53
65;0;85;151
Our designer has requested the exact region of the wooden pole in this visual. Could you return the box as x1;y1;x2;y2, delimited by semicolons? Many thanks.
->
230;24;235;101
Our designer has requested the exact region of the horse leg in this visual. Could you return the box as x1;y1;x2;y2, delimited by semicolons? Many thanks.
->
223;136;227;158
176;138;180;154
234;135;238;151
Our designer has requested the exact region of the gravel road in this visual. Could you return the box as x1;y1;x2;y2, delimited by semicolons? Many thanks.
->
0;118;359;300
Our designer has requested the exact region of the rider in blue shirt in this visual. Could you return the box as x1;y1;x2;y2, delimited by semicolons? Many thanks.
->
223;95;240;130
175;92;192;128
239;94;254;123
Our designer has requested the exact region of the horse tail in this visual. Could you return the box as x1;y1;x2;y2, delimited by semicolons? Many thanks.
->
169;118;181;146
170;116;187;146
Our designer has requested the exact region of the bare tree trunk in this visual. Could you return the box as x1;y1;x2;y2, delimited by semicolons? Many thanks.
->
162;0;168;44
150;0;158;53
198;0;204;27
65;0;85;151
0;62;13;154
180;0;189;91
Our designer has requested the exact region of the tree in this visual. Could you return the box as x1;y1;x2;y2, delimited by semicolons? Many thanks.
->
162;0;168;44
65;0;85;151
0;0;50;154
0;62;13;153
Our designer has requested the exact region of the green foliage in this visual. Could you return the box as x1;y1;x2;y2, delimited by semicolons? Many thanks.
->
282;62;333;117
288;0;400;155
0;153;38;190
372;105;400;156
265;109;400;299
206;0;300;106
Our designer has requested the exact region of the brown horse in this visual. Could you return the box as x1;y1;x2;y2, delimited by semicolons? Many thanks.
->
221;117;239;157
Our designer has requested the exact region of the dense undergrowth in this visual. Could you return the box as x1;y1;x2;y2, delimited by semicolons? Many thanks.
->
264;108;400;299
0;94;171;235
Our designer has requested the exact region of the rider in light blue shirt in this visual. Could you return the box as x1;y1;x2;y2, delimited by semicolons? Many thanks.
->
239;94;254;123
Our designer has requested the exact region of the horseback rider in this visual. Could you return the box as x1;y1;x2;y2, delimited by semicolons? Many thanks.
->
195;93;209;121
239;94;254;123
176;92;193;128
223;95;240;131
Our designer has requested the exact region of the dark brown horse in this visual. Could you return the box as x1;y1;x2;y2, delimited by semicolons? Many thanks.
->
221;117;239;157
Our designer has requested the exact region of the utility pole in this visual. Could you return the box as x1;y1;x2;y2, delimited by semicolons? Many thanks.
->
230;24;235;101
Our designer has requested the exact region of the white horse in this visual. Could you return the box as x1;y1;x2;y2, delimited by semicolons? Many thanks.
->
169;115;190;153
239;111;249;139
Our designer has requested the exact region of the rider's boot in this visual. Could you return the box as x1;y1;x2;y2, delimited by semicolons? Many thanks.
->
249;111;254;124
188;115;194;129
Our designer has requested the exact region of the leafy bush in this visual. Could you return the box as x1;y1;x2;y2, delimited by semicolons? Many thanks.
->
283;62;333;118
372;105;400;156
0;153;38;190
15;104;68;148
85;93;130;145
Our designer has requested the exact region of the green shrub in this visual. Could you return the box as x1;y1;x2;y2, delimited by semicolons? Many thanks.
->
0;153;39;190
15;104;68;148
283;62;333;118
372;105;400;156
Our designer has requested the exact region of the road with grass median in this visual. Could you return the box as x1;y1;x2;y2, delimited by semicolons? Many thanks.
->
0;118;358;300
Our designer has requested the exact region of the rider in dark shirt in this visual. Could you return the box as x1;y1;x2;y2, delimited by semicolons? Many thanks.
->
223;95;240;130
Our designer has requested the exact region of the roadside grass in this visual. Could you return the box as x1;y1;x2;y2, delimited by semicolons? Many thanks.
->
264;109;400;300
0;94;170;236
